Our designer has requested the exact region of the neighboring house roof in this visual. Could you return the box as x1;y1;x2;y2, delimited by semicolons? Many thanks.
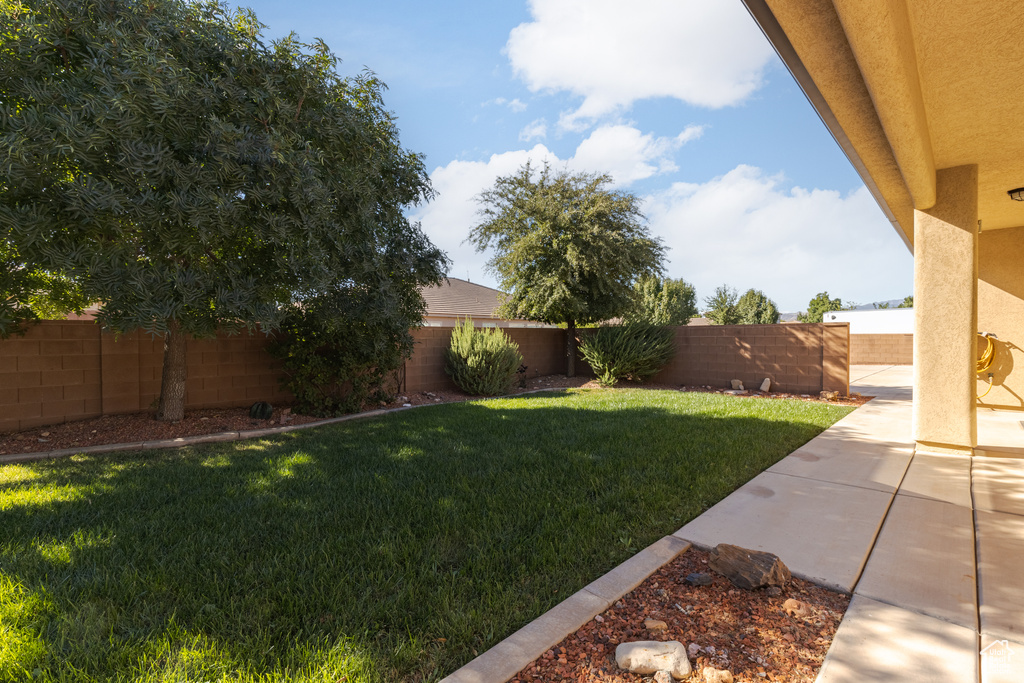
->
420;278;505;320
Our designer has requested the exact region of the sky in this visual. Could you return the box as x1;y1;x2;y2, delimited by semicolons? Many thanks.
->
237;0;914;313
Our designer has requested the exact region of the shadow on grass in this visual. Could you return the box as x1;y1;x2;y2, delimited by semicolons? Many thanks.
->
0;390;851;682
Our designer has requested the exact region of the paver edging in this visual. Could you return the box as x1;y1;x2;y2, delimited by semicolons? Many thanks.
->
0;388;571;465
440;536;691;683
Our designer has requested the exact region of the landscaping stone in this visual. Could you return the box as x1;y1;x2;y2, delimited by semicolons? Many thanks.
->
731;380;744;390
709;544;791;590
760;378;771;392
783;598;812;619
766;586;782;597
644;618;668;632
723;389;747;395
703;666;734;683
615;641;692;679
820;390;839;400
685;572;714;586
654;671;673;683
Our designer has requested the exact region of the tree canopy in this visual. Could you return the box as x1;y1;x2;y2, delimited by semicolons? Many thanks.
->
798;291;844;323
736;288;780;325
625;276;697;326
467;162;664;375
703;285;740;325
1;0;447;418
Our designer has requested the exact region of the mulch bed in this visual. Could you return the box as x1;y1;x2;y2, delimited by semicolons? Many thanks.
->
1;376;869;456
512;547;850;683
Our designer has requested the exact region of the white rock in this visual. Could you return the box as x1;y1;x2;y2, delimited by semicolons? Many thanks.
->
703;666;734;683
760;378;771;392
654;671;673;683
687;643;701;658
615;641;691;679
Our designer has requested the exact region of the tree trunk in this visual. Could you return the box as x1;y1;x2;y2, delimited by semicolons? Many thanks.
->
156;318;188;421
566;319;576;377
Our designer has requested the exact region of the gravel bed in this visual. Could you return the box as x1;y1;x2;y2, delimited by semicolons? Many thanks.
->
512;547;850;683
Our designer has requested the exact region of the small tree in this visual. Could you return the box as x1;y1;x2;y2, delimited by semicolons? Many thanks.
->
798;292;844;323
898;295;914;308
1;0;446;419
468;162;664;376
703;285;740;325
736;289;780;324
625;276;697;326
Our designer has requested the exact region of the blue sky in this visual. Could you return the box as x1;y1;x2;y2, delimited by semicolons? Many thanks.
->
238;0;913;312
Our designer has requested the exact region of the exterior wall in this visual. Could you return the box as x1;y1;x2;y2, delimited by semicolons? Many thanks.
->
2;320;851;433
0;321;290;434
850;334;914;365
978;225;1024;410
650;322;849;395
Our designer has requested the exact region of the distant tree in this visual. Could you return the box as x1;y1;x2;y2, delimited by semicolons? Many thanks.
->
736;289;780;325
468;162;664;376
873;302;891;309
626;276;697;326
798;292;844;323
703;285;740;325
0;0;446;420
898;295;914;308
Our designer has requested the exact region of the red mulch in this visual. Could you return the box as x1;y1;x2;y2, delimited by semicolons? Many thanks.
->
512;547;850;683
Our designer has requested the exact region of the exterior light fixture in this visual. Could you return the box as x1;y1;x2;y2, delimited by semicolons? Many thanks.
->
1009;187;1024;201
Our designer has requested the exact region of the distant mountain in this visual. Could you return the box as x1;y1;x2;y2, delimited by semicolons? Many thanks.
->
782;299;910;321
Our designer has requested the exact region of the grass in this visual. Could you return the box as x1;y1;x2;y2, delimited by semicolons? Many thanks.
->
0;388;853;683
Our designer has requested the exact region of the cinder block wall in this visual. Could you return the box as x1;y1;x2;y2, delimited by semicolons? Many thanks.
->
2;321;850;433
651;322;850;395
849;334;913;365
404;327;567;393
0;321;289;433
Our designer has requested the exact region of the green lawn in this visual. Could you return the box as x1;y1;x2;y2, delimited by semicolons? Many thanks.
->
0;388;853;683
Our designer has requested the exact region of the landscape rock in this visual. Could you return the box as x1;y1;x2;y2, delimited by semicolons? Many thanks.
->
760;378;771;392
766;586;783;597
723;389;747;395
730;379;744;390
783;598;812;619
820;390;839;400
654;671;673;683
688;643;701;658
703;666;735;683
615;641;692;679
685;572;713;586
644;618;668;632
709;544;791;590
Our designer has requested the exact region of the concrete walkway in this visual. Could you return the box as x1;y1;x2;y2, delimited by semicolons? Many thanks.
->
677;365;1023;683
444;365;1023;682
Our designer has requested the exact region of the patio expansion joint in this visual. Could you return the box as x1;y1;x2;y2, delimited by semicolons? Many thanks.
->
761;467;904;496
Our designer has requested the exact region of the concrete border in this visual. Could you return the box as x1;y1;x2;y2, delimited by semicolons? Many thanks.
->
0;389;567;465
440;535;691;683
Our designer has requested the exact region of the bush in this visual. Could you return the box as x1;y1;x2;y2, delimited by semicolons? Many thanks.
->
445;319;523;396
579;323;675;387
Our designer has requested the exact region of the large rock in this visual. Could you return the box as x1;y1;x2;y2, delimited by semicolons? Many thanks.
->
760;378;772;392
615;641;692;679
708;544;791;590
730;379;745;390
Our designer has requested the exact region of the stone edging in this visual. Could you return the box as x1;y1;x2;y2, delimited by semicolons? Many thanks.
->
0;388;567;465
439;536;691;683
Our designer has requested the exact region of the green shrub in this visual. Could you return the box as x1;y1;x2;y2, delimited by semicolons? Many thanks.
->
445;318;523;396
579;323;675;387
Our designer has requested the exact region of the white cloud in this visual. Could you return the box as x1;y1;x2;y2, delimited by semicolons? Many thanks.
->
644;166;914;311
569;124;702;185
506;0;775;129
484;96;528;112
519;118;548;142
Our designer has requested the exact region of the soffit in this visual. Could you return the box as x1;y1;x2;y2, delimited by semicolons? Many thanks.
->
905;0;1024;231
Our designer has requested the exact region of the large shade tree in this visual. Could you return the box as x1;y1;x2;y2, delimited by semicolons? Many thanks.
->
0;0;446;419
798;291;844;323
468;162;664;376
703;285;740;325
736;288;780;325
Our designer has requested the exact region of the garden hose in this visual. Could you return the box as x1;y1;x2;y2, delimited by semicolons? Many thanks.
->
977;332;997;398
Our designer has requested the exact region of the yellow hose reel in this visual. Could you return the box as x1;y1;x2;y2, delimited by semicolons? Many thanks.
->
977;332;997;398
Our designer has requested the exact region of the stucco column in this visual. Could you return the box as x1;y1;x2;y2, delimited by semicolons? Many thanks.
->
912;165;978;455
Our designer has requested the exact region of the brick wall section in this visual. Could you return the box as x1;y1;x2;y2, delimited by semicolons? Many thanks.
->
404;326;567;393
650;322;850;395
850;333;913;365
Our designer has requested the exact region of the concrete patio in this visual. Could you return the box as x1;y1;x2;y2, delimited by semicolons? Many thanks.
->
444;365;1023;682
